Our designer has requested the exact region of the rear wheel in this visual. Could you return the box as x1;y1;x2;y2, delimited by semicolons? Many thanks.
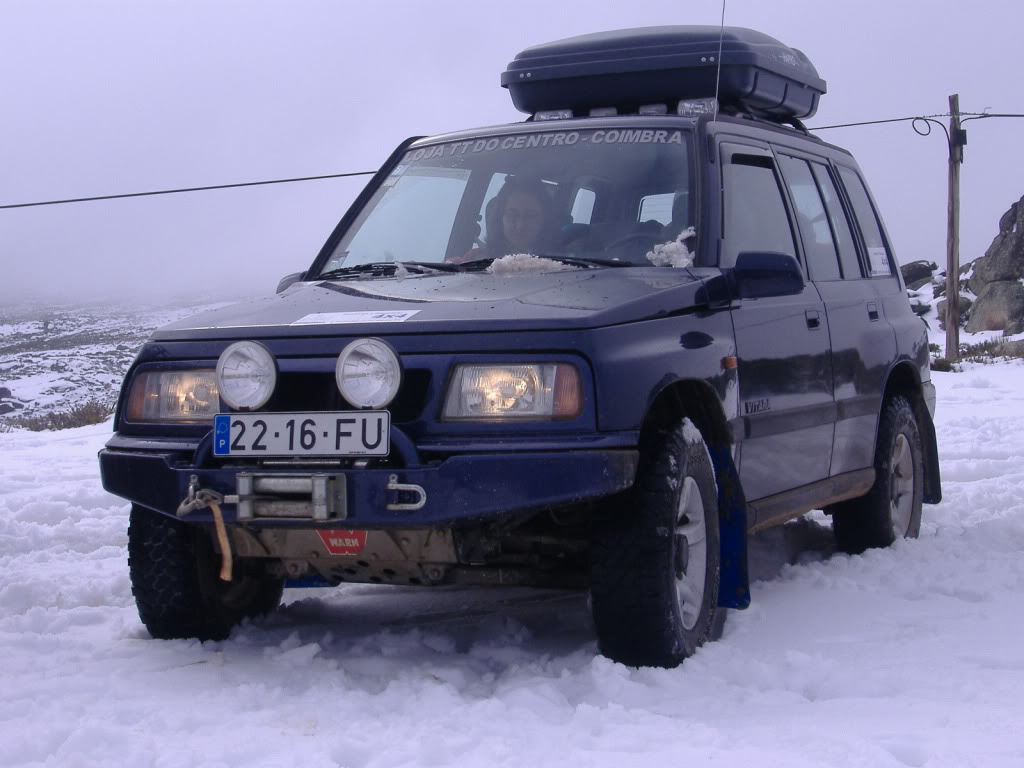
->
591;420;724;668
830;395;924;554
127;504;283;640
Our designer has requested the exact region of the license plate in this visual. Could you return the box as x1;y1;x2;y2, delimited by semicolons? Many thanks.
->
213;411;390;457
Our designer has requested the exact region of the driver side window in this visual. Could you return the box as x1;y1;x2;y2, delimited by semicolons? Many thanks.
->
721;150;797;269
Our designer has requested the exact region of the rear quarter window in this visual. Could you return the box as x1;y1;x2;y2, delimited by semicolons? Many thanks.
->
838;167;895;278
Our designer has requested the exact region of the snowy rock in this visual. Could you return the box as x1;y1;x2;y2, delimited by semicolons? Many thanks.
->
933;262;974;299
936;296;973;329
968;195;1024;294
965;280;1024;334
909;300;931;317
900;260;937;288
0;385;27;416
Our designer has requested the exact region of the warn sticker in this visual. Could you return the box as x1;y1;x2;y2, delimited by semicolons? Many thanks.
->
317;529;368;556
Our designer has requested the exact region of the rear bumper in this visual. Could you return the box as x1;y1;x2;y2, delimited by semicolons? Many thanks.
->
99;445;639;527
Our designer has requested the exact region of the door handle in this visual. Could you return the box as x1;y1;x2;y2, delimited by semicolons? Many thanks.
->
867;303;880;321
805;309;822;330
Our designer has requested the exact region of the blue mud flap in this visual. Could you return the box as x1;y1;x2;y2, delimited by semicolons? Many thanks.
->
708;444;750;609
284;576;334;589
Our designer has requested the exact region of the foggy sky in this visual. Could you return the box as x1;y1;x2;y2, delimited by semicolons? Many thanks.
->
2;0;1022;303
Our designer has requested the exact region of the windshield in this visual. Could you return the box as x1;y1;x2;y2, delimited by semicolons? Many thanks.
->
319;126;695;275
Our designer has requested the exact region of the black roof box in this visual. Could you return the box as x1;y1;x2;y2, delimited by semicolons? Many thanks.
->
502;26;826;121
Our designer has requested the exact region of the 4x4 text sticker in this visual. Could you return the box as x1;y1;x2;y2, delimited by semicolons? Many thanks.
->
293;310;419;325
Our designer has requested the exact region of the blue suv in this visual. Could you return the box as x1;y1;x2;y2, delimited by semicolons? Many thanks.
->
100;26;940;668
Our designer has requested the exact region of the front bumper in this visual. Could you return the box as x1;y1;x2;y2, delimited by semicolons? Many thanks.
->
99;441;639;527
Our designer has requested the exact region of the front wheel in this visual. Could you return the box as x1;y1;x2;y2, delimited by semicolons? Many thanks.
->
591;419;724;668
830;395;924;554
127;505;284;641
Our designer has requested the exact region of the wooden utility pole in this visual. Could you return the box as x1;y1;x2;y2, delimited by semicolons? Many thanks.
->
945;94;964;361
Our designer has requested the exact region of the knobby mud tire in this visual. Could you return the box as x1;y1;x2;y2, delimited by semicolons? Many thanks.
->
830;395;924;555
127;505;283;641
591;421;724;668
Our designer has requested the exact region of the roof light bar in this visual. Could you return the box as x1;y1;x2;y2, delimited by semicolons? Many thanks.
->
534;109;573;121
678;97;719;117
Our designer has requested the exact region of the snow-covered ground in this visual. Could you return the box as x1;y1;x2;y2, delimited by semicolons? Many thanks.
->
2;363;1023;767
0;299;237;420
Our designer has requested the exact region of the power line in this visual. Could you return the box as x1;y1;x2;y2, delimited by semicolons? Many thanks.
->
810;112;1024;130
4;111;1023;209
0;169;377;211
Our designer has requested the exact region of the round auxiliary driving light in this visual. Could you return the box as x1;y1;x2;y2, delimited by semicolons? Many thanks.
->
216;341;277;410
335;338;401;409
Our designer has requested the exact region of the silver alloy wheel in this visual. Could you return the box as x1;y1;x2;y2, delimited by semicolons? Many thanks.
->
889;433;915;537
675;475;707;631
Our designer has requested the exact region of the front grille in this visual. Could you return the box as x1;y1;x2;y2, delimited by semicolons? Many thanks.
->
263;369;431;423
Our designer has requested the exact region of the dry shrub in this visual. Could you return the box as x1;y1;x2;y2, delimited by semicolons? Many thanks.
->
3;399;115;431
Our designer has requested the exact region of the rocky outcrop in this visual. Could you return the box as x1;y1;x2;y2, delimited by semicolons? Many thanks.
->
969;200;1024;294
933;262;975;299
0;387;27;415
938;296;973;329
966;281;1024;334
901;260;938;290
960;195;1024;335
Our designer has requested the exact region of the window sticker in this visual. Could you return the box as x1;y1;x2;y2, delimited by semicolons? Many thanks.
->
867;247;891;276
292;310;420;325
401;130;685;162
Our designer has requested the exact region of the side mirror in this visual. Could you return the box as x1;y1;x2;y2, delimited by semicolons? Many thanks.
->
276;271;307;294
731;252;805;299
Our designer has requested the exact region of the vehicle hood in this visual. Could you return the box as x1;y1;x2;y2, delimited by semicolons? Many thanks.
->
152;268;710;340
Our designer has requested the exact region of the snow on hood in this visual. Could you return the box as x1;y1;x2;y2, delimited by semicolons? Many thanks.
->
485;254;581;275
646;227;696;268
152;267;706;337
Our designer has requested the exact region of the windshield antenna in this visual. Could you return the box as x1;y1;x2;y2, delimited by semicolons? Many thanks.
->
712;0;726;125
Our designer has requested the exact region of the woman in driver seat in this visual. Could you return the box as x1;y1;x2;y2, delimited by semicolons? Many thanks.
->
451;176;556;263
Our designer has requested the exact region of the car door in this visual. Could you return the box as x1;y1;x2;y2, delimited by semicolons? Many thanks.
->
718;141;834;504
777;151;897;477
828;164;900;474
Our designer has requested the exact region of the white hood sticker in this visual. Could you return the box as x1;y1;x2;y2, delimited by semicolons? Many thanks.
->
292;310;420;326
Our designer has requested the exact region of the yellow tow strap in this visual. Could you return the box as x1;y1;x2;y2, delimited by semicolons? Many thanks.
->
210;503;233;582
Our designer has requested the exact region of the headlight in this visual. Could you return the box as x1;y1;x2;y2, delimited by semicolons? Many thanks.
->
442;363;581;420
216;341;277;410
336;338;402;409
125;370;219;423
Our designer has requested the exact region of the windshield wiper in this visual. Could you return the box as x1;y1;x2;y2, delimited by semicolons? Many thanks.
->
460;254;633;271
552;255;633;268
317;261;463;280
398;260;464;272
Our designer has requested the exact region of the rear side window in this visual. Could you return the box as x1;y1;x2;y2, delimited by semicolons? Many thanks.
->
638;192;674;224
812;164;862;279
838;167;895;277
571;187;596;224
777;155;841;281
722;154;797;268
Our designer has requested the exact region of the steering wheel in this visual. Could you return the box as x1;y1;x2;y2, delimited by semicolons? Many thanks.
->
603;231;661;253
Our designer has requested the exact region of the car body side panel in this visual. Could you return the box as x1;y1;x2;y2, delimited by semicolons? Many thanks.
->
817;277;895;476
583;309;737;433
